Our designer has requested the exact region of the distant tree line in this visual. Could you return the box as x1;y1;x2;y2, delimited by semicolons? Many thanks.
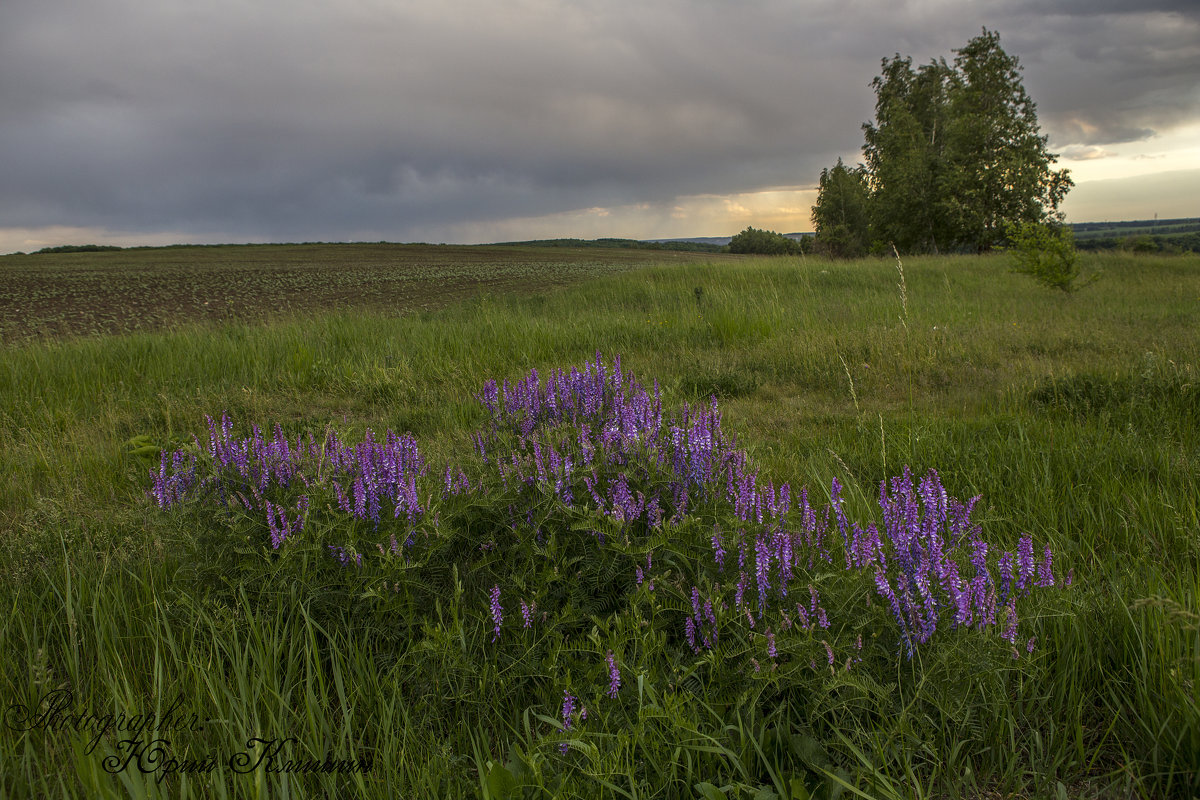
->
32;244;124;254
1071;219;1200;254
1075;232;1200;255
812;29;1072;257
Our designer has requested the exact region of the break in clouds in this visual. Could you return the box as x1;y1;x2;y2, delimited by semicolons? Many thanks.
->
1;0;1197;245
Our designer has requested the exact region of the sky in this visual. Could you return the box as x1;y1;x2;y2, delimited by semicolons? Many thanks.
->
1;0;1197;253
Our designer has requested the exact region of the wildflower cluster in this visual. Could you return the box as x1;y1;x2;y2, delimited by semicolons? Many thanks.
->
150;352;1072;750
151;416;425;552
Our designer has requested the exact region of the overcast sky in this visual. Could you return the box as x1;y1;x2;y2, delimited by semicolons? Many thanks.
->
1;0;1197;252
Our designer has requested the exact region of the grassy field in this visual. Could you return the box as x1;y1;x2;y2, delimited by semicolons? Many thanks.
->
1;246;1197;799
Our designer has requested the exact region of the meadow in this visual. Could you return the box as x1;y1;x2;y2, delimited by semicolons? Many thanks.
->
0;245;1197;799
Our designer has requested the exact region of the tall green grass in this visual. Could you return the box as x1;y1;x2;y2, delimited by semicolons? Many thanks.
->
1;251;1197;797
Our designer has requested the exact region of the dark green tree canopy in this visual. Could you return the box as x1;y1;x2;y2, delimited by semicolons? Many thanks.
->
810;159;871;258
813;29;1072;256
728;226;802;255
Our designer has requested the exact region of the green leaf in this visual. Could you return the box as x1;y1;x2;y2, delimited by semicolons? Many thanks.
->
789;734;830;769
485;761;517;800
693;782;727;800
505;743;530;781
789;778;811;800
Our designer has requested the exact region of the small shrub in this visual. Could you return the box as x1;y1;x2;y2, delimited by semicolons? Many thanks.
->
1006;221;1094;293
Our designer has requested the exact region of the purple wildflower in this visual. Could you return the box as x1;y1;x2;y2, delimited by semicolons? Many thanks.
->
1016;535;1035;593
560;690;578;754
998;552;1015;605
1037;545;1055;588
712;526;726;570
489;585;503;642
767;630;777;659
754;533;771;617
327;545;362;568
606;651;620;698
1001;602;1018;644
520;600;534;629
796;603;810;630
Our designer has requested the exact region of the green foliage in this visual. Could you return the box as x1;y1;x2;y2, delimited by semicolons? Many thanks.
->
728;227;802;256
861;56;955;254
1006;221;1091;293
943;30;1072;252
811;160;871;259
816;28;1073;255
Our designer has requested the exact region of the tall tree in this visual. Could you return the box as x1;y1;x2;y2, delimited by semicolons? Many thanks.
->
811;158;871;258
942;29;1072;251
813;29;1072;255
862;56;955;253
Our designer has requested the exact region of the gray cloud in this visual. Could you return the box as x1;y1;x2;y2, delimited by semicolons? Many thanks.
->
1;0;1197;244
1005;9;1200;147
1014;0;1200;18
1059;145;1118;161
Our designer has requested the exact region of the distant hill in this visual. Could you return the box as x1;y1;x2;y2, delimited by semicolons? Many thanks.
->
494;237;727;253
1068;217;1200;253
495;234;817;253
645;233;813;247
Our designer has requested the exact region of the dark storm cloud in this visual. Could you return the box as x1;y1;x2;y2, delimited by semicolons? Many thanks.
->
1006;7;1200;148
1;0;1196;243
1014;0;1200;18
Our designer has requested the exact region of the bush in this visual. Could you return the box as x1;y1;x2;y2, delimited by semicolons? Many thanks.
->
1006;221;1093;293
728;227;802;255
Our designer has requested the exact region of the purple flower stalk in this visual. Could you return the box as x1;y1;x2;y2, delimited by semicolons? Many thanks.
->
327;545;362;568
489;585;502;642
1037;545;1055;588
796;603;810;630
520;600;534;629
1017;535;1035;593
559;690;581;754
754;533;771;617
712;527;726;570
606;651;620;698
1002;602;1018;644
